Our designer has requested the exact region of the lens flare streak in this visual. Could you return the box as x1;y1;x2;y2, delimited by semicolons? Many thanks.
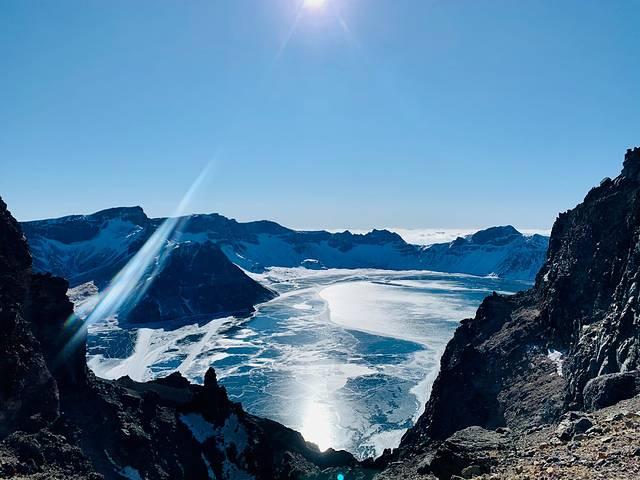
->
60;162;214;360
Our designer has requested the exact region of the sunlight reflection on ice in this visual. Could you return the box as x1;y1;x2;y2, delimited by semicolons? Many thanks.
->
86;268;525;458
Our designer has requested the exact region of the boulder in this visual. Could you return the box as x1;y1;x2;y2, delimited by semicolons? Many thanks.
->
461;464;483;478
555;412;593;441
582;371;640;411
429;426;508;480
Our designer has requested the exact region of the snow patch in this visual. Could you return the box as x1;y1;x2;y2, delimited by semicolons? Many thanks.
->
201;454;216;480
180;413;216;443
104;450;143;480
547;349;565;376
218;414;248;453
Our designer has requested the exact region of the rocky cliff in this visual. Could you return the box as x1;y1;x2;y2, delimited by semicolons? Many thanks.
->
0;197;370;480
389;148;640;478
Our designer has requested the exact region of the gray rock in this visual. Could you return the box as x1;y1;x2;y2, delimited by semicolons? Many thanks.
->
574;417;593;433
429;427;506;479
461;464;483;478
555;413;593;441
583;371;640;411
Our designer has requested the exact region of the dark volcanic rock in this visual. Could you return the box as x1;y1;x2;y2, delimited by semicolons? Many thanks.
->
126;241;276;324
0;198;59;439
402;291;564;444
400;147;640;454
582;371;640;411
27;273;87;388
429;426;510;480
555;411;594;441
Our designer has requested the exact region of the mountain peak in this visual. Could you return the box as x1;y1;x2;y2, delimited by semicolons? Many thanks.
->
91;206;148;224
621;146;640;179
366;229;405;242
470;225;520;244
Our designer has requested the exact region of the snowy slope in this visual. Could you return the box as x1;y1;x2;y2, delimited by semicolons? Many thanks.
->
22;208;549;282
419;226;549;281
22;207;149;287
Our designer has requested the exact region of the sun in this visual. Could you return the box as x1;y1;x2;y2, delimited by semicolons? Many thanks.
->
304;0;327;10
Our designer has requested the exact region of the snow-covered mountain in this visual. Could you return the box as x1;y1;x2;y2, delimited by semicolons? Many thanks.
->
21;207;276;324
419;225;549;281
22;206;151;287
21;208;549;283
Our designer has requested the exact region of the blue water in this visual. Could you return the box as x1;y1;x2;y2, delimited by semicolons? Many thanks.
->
86;268;526;459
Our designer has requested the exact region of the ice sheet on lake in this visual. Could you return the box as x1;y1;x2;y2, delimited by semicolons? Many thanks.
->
86;268;523;459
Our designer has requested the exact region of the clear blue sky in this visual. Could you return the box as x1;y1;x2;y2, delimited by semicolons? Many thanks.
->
1;0;639;229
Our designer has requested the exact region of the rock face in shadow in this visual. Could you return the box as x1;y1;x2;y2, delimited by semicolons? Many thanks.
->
400;147;640;453
126;241;276;324
0;198;60;440
0;197;368;480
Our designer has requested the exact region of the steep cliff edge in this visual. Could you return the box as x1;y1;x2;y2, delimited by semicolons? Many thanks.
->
0;197;367;480
391;148;640;478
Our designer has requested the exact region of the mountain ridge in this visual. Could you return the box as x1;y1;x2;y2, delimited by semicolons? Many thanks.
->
22;210;549;283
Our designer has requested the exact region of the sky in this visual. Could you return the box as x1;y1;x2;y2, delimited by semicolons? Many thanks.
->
1;0;639;230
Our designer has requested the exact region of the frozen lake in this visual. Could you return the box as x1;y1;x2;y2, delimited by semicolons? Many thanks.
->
86;268;527;459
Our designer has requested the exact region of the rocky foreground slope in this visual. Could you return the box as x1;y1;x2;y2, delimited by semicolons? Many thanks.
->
373;149;640;479
0;197;372;480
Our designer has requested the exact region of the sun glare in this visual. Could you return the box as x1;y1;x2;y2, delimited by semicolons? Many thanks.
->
300;400;334;452
304;0;327;10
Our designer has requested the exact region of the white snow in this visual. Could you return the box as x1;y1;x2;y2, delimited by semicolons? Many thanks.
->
103;450;143;480
30;219;145;281
180;413;216;443
88;317;231;382
222;233;422;272
181;413;253;480
201;454;216;480
319;280;478;344
547;349;565;376
292;302;313;310
217;414;248;453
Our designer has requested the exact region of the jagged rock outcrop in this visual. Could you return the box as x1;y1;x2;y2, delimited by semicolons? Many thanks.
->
0;197;367;480
398;147;640;460
582;371;640;411
0;198;60;440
